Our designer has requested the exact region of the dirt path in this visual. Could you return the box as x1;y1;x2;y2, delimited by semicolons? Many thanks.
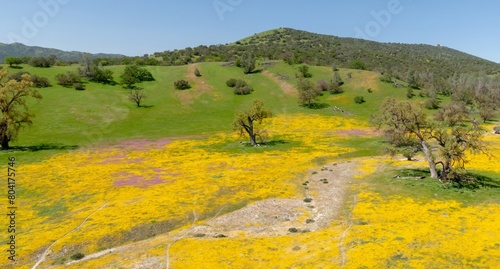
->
32;202;109;269
175;63;213;106
61;161;358;268
262;70;298;97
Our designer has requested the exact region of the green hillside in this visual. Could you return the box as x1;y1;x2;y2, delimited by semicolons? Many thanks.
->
155;28;500;79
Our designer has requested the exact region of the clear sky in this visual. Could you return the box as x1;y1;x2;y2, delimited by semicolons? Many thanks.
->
0;0;499;63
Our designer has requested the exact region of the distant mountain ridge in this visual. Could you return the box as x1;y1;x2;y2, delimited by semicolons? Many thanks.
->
0;42;125;62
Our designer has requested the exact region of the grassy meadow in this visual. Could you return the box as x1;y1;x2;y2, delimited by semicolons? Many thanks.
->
0;62;498;268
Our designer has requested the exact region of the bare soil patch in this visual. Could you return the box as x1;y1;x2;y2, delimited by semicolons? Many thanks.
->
262;70;298;97
175;63;213;106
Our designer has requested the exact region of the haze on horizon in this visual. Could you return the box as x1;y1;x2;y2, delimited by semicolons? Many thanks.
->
0;0;499;63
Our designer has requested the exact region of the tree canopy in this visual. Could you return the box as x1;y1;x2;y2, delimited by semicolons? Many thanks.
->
374;98;488;183
0;69;42;149
233;99;272;146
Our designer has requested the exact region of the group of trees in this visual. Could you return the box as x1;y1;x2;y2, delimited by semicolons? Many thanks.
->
297;68;345;107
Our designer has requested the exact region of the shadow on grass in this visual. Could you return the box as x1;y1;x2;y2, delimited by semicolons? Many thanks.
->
242;140;289;147
139;105;154;108
9;66;23;69
397;169;500;190
453;173;500;189
6;144;79;152
301;103;330;109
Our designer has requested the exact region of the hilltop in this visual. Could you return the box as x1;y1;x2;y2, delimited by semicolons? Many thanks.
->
155;28;500;79
0;42;124;62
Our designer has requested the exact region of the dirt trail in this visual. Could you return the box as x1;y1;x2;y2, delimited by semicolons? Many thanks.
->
262;70;298;97
60;161;358;268
175;63;213;106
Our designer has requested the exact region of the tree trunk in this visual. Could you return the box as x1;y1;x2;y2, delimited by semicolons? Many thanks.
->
421;140;438;179
1;136;9;150
249;133;257;146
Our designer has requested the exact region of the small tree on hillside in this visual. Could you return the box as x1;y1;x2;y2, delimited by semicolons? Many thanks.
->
297;78;321;107
129;89;146;107
297;65;312;78
241;52;256;74
120;65;154;88
233;99;272;146
4;57;23;67
0;70;42;149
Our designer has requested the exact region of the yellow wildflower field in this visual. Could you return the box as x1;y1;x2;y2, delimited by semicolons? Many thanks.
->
167;193;500;269
3;113;369;268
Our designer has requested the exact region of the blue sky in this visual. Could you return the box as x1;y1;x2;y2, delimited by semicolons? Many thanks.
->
0;0;499;63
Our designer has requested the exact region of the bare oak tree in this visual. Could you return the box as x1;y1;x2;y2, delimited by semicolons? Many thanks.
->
129;89;146;107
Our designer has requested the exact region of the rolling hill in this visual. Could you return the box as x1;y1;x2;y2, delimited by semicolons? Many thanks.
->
155;28;500;79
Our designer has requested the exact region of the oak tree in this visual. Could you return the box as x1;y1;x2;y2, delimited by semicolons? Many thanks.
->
233;99;272;146
374;98;486;182
0;70;42;149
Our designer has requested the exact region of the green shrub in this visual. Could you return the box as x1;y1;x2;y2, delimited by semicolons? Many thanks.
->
56;71;81;87
70;252;85;260
226;78;237;87
8;71;30;82
424;98;440;109
73;83;85;91
494;126;500;134
316;79;329;91
233;80;253;95
31;75;51;88
174;79;191;90
354;96;365;104
194;68;201;77
297;65;312;78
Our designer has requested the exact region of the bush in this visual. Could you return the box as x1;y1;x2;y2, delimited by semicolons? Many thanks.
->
194;68;201;77
328;81;343;94
349;59;367;70
226;78;237;87
406;88;414;99
31;75;51;88
316;79;329;91
70;252;85;260
73;83;85;91
367;88;373;93
297;65;312;78
56;71;81;87
354;96;365;104
424;98;440;109
8;71;30;82
174;79;190;90
233;80;253;95
494;126;500;134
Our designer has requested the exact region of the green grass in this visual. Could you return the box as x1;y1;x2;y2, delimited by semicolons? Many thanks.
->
358;162;500;206
0;62;497;194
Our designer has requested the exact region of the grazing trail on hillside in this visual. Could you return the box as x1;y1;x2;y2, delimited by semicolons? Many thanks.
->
175;63;213;106
32;201;110;269
262;70;299;97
